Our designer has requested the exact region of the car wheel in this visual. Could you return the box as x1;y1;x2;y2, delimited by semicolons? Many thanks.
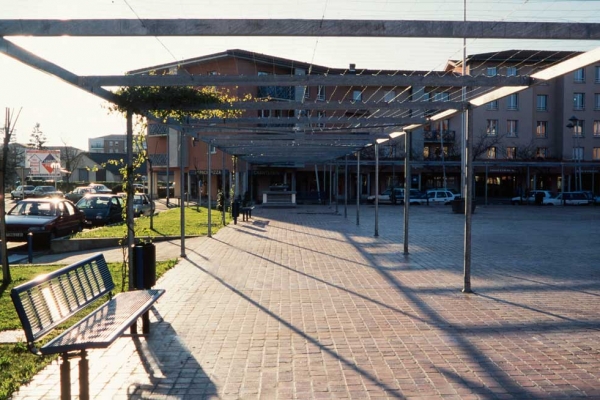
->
77;223;84;233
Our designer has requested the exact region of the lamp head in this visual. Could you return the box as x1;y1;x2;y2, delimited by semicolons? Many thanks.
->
568;115;578;124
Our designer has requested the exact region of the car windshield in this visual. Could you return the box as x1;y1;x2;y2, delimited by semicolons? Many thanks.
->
9;201;56;216
133;196;145;204
77;197;111;209
24;186;34;191
38;186;54;192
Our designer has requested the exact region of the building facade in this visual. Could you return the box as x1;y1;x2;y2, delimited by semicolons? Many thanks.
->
136;49;600;204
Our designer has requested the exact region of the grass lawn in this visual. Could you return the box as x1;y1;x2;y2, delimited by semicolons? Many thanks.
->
0;205;232;399
73;206;232;239
0;260;178;399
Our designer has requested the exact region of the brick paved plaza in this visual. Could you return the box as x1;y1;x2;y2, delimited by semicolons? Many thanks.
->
12;204;600;399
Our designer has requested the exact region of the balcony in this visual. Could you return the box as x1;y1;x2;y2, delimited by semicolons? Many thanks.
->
257;86;295;101
148;123;169;136
423;130;456;143
149;153;168;167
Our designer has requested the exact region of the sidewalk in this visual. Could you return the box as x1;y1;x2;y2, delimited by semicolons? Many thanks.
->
11;204;600;399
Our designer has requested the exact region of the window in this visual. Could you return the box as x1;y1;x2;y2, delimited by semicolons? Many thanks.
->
507;120;518;137
259;109;271;118
304;87;310;99
596;66;600;83
573;147;584;160
208;71;218;76
572;120;584;137
594;120;600;137
594;148;600;160
384;90;396;103
486;119;498;136
352;90;362;102
434;119;449;132
595;93;600;110
574;93;585;110
109;141;113;146
423;147;430;158
317;85;325;101
257;71;269;76
487;100;498;110
506;66;518;76
507;94;519;110
210;145;217;154
536;94;548;111
487;147;497;159
574;68;585;83
536;147;547;158
486;67;497;77
422;92;430;102
315;111;326;128
506;147;517;159
433;92;449;102
536;121;547;138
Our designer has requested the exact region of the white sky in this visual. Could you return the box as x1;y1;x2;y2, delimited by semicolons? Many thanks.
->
1;0;600;150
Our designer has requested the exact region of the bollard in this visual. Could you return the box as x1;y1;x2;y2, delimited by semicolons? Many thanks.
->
28;232;33;263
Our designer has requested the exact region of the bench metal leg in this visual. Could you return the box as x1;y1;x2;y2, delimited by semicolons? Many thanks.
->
142;310;150;334
79;350;90;400
60;353;71;400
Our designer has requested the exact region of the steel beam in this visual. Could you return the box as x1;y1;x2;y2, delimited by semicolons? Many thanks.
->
2;19;600;40
80;74;532;88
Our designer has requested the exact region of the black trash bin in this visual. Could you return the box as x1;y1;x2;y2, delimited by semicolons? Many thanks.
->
132;242;156;289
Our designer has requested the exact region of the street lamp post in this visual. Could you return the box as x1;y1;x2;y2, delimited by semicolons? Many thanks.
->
566;115;583;191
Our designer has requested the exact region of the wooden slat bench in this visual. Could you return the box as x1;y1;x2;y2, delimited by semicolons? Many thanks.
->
10;253;165;400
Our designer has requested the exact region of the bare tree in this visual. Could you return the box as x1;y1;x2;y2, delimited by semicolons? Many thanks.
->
28;122;47;149
61;139;84;186
1;108;21;284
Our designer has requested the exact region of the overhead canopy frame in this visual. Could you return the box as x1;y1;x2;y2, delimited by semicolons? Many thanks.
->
2;19;600;164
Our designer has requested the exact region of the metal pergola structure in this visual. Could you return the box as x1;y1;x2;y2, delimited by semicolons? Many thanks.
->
2;18;599;292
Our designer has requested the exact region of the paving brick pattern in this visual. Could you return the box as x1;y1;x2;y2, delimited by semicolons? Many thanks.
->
11;204;600;399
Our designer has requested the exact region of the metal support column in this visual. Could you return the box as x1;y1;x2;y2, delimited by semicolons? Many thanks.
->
222;151;226;226
315;164;321;205
374;143;379;237
207;143;212;238
356;151;360;226
463;106;473;294
60;353;71;400
335;163;339;214
329;164;333;206
126;111;134;291
344;156;348;218
485;164;488;206
179;130;186;257
403;131;410;255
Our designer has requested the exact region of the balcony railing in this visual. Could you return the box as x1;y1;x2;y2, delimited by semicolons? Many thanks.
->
423;130;455;143
149;153;168;167
257;86;295;101
148;123;169;136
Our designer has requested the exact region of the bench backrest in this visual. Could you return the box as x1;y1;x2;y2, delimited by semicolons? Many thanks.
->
11;253;115;346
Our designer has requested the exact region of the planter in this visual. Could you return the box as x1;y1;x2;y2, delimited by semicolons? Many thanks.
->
451;199;476;214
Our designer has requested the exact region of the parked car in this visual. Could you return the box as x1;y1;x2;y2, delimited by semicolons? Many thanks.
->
133;193;155;217
76;194;124;227
544;191;590;206
5;198;84;246
10;185;35;200
367;187;404;204
426;189;456;205
65;186;97;203
87;183;113;194
31;185;64;198
511;190;554;205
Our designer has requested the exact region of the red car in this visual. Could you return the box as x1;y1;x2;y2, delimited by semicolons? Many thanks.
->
5;198;85;246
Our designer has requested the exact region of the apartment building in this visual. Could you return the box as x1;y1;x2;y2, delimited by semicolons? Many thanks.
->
137;49;600;203
88;134;145;154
